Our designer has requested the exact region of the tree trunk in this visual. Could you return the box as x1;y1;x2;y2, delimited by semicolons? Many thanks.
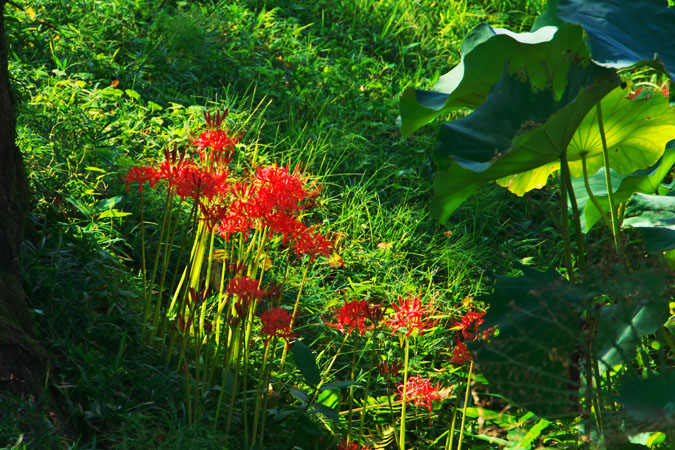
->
0;0;47;396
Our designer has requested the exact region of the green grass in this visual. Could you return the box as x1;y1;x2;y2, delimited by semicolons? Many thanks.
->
0;0;600;449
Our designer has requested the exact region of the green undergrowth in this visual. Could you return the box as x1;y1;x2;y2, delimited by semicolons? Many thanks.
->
1;0;556;448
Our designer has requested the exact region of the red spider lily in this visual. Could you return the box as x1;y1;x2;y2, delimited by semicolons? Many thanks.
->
226;276;267;303
252;164;319;215
387;295;437;337
123;165;160;192
451;340;473;365
397;375;445;412
174;165;229;200
203;109;228;130
452;311;486;340
260;307;296;343
452;310;494;341
377;359;402;378
191;128;238;163
198;201;228;229
158;145;188;189
337;440;371;450
292;227;334;262
263;211;307;244
326;299;373;336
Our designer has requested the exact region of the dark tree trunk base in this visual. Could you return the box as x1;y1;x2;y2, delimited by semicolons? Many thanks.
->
0;0;48;397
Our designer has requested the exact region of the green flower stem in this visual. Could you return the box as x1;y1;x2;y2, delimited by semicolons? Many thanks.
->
251;337;274;447
279;263;310;372
561;152;587;274
257;338;279;448
457;360;473;450
559;156;576;283
399;336;410;450
358;356;373;441
596;103;623;259
158;197;198;342
139;190;148;320
581;155;611;230
445;394;461;450
590;347;604;433
144;190;173;324
225;319;246;435
347;334;358;443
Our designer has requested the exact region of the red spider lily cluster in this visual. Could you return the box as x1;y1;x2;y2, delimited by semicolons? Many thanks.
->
260;307;296;344
326;299;375;336
123;110;334;260
450;310;494;365
387;295;437;337
397;375;446;412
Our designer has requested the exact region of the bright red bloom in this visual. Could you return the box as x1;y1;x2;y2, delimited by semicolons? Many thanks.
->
191;128;238;163
397;375;445;412
387;295;436;337
123;165;160;192
226;276;267;303
451;340;472;365
292;227;334;262
174;165;229;200
336;440;371;450
252;164;319;215
327;299;373;335
260;307;296;342
263;211;307;244
157;146;188;189
452;311;486;340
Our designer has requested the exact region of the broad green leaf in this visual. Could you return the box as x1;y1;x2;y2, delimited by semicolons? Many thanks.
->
95;195;124;212
317;389;339;409
499;88;675;197
623;193;675;252
308;404;339;423
616;371;675;433
566;89;675;177
320;380;362;391
571;144;675;232
98;209;132;219
291;341;321;387
590;267;668;374
468;268;588;419
431;62;618;221
537;0;675;80
399;22;589;138
124;89;140;101
516;418;551;448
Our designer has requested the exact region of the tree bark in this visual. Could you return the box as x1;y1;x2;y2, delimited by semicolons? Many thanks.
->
0;0;47;396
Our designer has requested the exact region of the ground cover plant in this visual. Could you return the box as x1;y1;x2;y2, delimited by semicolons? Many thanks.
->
2;0;673;449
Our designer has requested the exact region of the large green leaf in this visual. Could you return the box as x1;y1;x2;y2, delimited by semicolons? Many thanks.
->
431;62;618;222
468;268;589;419
571;143;675;232
399;22;589;138
535;0;675;81
593;269;668;374
615;371;675;433
432;78;675;221
291;341;321;387
623;193;675;252
566;89;675;177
